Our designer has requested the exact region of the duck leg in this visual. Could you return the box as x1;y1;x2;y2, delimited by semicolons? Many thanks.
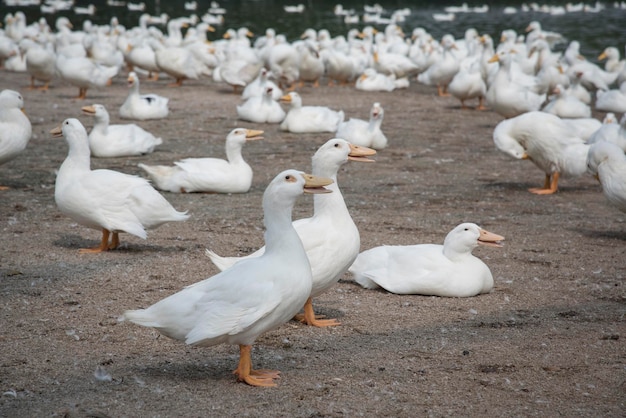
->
76;87;87;100
437;85;450;97
168;78;184;87
79;229;112;253
232;345;280;387
476;96;487;110
529;172;559;195
295;297;340;327
108;232;120;250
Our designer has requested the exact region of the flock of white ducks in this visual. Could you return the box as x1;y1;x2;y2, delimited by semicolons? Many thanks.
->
1;2;626;387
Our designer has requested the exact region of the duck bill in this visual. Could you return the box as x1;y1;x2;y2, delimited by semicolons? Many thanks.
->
50;126;63;138
301;173;333;194
279;94;292;103
478;229;505;248
81;105;96;115
348;143;377;162
487;53;499;63
245;129;264;141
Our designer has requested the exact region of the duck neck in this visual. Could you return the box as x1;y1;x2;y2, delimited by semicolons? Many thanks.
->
262;196;302;256
225;142;245;164
92;113;109;134
61;137;92;174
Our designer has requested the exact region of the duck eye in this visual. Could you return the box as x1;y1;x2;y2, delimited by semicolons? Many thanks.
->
334;143;340;147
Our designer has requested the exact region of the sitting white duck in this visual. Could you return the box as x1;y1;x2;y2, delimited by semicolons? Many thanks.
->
241;68;283;100
586;141;626;213
138;128;263;193
122;170;333;387
595;81;626;114
279;92;344;133
355;68;397;92
0;89;32;189
349;223;504;297
541;84;591;119
81;104;162;158
587;113;626;152
335;102;388;149
207;138;376;327
236;87;285;123
493;111;591;194
52;118;189;253
119;72;170;120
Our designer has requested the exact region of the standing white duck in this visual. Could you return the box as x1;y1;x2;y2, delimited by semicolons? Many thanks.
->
0;90;32;189
586;141;626;213
335;102;388;149
138;128;263;193
122;170;334;387
52;118;189;253
119;72;170;120
493;111;591;194
279;92;344;133
417;34;461;96
55;53;119;100
81;104;162;157
486;51;546;118
236;86;285;123
349;223;504;297
207;138;376;327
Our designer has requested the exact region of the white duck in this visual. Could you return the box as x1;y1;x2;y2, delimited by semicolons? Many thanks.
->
207;138;376;327
82;104;162;157
448;56;487;109
587;113;626;152
486;51;546;118
241;68;283;100
119;72;169;120
236;87;285;123
55;53;119;99
122;170;333;387
335;102;388;149
23;36;57;91
279;92;344;133
595;81;626;114
493;111;591;194
350;223;504;297
417;34;461;96
296;40;325;87
542;84;591;119
0;90;32;189
586;141;626;213
138;128;263;193
52;118;188;253
355;68;396;92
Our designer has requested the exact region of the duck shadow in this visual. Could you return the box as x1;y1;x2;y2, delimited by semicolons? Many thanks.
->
575;228;626;241
53;233;188;253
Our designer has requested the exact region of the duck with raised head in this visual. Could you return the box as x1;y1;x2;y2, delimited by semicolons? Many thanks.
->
51;118;188;253
123;169;333;386
279;92;344;133
0;89;32;189
207;138;376;327
138;128;263;193
350;223;504;297
119;72;169;120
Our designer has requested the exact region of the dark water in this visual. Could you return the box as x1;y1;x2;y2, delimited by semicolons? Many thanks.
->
2;0;625;59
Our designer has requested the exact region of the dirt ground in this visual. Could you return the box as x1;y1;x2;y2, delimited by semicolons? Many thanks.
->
0;68;624;417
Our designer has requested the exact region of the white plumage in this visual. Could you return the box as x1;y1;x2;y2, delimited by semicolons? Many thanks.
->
350;223;504;297
81;104;162;157
52;118;188;253
279;92;344;133
336;102;388;149
138;128;263;193
119;72;170;120
207;138;376;326
123;169;333;386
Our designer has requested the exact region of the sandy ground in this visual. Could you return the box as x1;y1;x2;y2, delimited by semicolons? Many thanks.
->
0;68;624;417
